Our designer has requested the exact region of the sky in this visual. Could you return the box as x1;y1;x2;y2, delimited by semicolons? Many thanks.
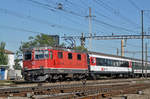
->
0;0;150;59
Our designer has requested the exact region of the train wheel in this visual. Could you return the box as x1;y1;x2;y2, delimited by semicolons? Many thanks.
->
91;74;96;80
46;75;52;82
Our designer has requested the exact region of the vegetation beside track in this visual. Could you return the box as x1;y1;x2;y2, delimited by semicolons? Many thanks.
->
0;80;14;86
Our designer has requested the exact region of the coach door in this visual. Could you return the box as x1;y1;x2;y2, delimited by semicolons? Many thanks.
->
90;57;96;66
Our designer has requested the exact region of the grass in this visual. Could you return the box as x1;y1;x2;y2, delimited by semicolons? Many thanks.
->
0;80;14;86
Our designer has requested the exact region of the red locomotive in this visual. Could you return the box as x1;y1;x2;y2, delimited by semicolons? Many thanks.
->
23;47;89;82
23;46;150;82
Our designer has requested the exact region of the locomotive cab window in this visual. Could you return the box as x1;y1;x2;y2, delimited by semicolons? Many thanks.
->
77;54;81;60
58;52;63;59
68;53;72;59
24;51;32;60
35;50;49;59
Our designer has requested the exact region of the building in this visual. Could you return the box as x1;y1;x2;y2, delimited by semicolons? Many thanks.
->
0;49;15;80
5;49;15;70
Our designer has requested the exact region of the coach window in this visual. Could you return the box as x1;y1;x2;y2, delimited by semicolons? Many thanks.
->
107;59;110;66
121;61;126;67
103;59;107;66
139;63;142;67
109;59;113;66
112;60;115;66
110;60;113;66
132;62;135;67
120;61;124;67
58;52;63;59
117;61;120;67
68;53;72;59
117;61;120;66
101;58;105;65
96;58;102;65
120;61;123;67
105;59;108;66
123;61;128;67
125;62;129;67
96;58;99;65
115;60;118;66
137;62;139;67
77;54;81;60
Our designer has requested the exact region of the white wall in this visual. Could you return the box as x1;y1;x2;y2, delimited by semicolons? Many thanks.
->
15;70;22;78
4;70;8;80
7;54;15;70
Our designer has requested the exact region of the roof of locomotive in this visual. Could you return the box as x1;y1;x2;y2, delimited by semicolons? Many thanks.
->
23;46;87;54
23;46;148;62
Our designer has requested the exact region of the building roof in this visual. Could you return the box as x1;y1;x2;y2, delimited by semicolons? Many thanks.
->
4;49;14;54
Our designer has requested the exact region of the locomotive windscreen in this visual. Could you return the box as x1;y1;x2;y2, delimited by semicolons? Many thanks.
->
24;51;32;60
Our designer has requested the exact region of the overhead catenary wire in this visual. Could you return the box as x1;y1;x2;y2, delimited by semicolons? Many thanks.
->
26;0;55;11
79;0;123;32
93;19;139;33
25;0;139;34
26;0;84;17
0;24;41;34
93;0;140;29
25;0;90;32
0;8;83;32
55;0;112;33
79;0;140;33
128;0;150;21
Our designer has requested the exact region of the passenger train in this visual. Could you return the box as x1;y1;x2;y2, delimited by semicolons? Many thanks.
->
22;46;150;82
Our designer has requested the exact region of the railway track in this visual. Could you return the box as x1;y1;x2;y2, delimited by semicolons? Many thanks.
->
0;78;150;98
6;78;149;87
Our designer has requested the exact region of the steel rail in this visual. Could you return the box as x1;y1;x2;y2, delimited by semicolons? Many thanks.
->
0;79;150;98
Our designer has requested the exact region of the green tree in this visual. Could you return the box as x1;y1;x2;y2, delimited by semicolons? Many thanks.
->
19;33;66;53
20;33;55;50
0;42;8;65
14;59;22;70
73;46;88;52
13;51;22;70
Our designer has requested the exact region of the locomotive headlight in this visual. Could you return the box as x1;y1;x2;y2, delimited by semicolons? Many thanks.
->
32;61;35;65
40;66;44;69
24;67;27;71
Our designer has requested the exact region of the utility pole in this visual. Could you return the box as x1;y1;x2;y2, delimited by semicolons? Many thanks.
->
117;48;119;56
145;42;148;78
121;40;124;57
87;7;93;51
141;10;144;77
80;33;85;47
